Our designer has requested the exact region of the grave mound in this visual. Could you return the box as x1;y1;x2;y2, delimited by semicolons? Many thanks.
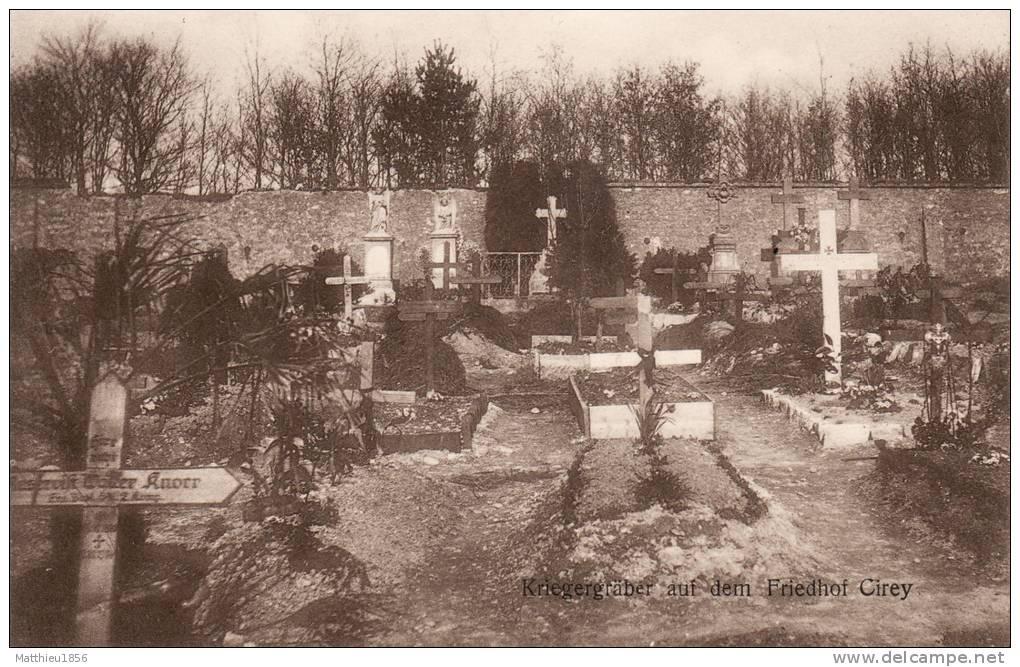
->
376;311;468;395
857;449;1009;571
513;439;823;597
511;302;603;347
450;303;518;351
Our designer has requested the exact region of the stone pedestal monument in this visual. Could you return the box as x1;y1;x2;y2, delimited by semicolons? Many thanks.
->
429;192;459;288
706;223;740;285
359;190;396;304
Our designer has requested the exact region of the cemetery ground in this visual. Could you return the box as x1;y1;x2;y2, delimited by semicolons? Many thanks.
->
9;299;1009;647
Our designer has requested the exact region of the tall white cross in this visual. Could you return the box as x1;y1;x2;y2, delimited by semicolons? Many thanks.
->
535;196;567;246
778;210;878;385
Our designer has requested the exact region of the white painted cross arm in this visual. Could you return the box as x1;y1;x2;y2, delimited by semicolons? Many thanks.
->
10;467;242;507
778;251;878;272
587;349;702;370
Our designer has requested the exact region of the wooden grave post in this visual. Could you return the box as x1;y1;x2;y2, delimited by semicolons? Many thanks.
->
396;280;459;394
449;259;502;305
771;176;805;231
652;251;701;304
588;295;661;413
10;374;242;646
425;241;468;292
777;210;879;385
324;255;372;319
633;296;655;413
837;177;871;231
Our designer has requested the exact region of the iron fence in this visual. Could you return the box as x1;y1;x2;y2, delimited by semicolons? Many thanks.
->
482;252;544;298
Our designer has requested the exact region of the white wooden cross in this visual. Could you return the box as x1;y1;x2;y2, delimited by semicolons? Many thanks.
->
777;210;879;385
535;196;567;246
10;374;241;646
325;255;372;320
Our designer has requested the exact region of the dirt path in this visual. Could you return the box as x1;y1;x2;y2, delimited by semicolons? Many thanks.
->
364;379;1008;647
366;393;580;646
690;381;1009;646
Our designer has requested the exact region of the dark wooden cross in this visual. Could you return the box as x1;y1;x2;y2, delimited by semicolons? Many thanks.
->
425;241;468;292
397;280;459;394
590;295;656;408
449;259;502;305
837;177;871;230
684;273;768;322
653;251;702;303
324;255;372;319
10;375;241;646
771;176;805;231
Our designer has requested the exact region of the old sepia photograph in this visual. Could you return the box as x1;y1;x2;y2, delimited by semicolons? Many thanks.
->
7;8;1010;653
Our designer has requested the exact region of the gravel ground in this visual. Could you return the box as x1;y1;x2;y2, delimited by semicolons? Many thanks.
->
9;360;1008;646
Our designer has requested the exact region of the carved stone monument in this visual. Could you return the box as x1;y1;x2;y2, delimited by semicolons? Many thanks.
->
528;251;551;295
706;223;741;285
429;192;460;288
360;190;396;304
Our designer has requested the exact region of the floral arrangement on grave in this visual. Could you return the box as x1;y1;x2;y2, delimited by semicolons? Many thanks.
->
910;323;983;449
841;332;901;413
790;213;816;250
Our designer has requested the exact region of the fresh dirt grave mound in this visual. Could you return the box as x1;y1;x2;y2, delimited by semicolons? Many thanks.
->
516;437;824;596
512;302;608;346
450;303;519;352
534;339;627;354
857;449;1009;571
443;331;522;370
574;439;761;523
189;464;476;646
376;312;468;395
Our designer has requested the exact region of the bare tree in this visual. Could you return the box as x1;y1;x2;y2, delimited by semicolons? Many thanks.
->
194;78;215;195
241;45;271;190
11;63;71;181
345;54;383;188
791;62;839;182
268;71;316;189
614;65;657;180
729;85;793;181
522;46;585;177
108;38;196;194
170;114;196;194
313;37;355;189
40;22;106;194
968;49;1010;182
478;47;526;179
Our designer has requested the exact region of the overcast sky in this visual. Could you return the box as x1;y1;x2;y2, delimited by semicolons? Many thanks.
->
9;9;1010;99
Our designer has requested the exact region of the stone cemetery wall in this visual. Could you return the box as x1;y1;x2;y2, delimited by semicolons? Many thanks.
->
612;183;1010;285
9;183;1009;284
9;188;487;282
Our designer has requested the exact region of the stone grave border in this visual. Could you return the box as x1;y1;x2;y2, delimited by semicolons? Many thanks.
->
534;348;700;379
567;373;715;441
377;393;490;454
760;389;911;449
